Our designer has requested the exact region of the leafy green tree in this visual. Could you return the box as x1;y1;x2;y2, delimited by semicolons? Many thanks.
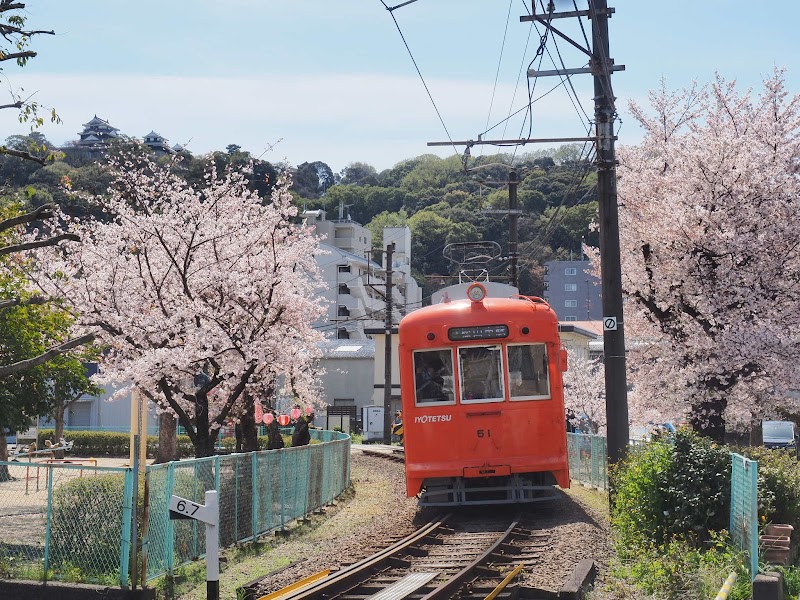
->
366;209;409;252
408;210;480;276
339;162;380;186
292;161;335;199
0;265;96;475
46;348;102;447
399;154;463;193
0;3;60;164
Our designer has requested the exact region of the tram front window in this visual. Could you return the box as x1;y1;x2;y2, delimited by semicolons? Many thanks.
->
507;343;550;400
413;350;454;405
458;345;504;402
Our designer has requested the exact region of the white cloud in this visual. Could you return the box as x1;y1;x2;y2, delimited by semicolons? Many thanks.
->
3;72;597;172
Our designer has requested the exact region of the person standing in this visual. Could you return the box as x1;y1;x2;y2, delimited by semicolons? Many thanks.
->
392;410;404;445
291;414;311;447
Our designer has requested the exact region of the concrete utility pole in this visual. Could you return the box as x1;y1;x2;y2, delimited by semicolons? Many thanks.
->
591;0;629;464
382;242;395;445
508;170;519;289
428;3;629;460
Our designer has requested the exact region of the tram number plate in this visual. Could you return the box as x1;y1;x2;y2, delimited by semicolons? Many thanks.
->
448;324;509;341
464;465;511;478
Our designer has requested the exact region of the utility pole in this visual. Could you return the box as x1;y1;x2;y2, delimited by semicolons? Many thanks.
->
591;0;628;464
508;170;519;289
382;242;395;445
428;2;629;462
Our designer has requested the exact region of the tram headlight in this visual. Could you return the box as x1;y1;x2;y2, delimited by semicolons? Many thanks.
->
467;283;487;302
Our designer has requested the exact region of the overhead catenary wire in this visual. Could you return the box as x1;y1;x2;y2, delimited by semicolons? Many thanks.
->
379;0;460;158
480;0;516;161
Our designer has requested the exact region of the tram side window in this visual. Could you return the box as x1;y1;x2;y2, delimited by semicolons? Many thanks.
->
458;345;504;403
413;350;454;405
507;344;550;400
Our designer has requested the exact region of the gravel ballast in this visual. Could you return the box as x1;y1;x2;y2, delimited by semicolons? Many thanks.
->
229;448;612;600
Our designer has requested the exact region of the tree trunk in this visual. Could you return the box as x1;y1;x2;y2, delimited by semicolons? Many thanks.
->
155;412;178;464
0;434;10;482
690;397;727;443
54;405;65;444
192;393;217;458
53;404;66;459
240;402;258;453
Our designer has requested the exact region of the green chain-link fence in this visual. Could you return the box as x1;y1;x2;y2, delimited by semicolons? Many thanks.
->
730;453;758;581
566;432;608;490
0;460;134;586
0;429;350;586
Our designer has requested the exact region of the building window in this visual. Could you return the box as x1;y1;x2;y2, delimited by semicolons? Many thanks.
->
338;283;350;295
337;327;350;339
564;284;577;292
565;268;577;276
564;316;577;321
338;265;351;273
337;305;350;317
333;398;355;405
565;300;577;308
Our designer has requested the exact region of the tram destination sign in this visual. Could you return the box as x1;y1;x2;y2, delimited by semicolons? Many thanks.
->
448;324;509;341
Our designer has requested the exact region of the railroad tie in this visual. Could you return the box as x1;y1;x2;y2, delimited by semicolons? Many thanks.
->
364;572;440;600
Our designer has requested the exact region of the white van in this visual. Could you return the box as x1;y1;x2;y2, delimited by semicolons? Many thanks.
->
762;420;798;455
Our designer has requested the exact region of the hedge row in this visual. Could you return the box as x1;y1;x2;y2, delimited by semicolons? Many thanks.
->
37;428;304;458
38;430;194;458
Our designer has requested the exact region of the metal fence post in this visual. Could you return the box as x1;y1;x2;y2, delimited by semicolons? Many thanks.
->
119;468;134;587
279;450;286;531
251;451;258;541
166;462;175;574
43;466;54;583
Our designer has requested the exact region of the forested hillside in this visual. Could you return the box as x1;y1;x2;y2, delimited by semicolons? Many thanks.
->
0;134;598;298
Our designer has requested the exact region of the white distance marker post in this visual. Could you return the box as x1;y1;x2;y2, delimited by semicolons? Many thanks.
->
169;491;220;600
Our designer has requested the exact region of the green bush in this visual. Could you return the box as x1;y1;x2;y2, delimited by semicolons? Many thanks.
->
663;429;731;540
740;445;800;533
608;532;750;600
49;473;133;579
612;428;731;551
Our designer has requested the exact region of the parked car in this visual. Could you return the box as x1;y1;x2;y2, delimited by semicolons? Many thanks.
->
762;420;798;456
629;425;652;445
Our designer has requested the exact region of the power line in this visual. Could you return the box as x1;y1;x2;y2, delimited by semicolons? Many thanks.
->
481;0;516;161
379;0;460;157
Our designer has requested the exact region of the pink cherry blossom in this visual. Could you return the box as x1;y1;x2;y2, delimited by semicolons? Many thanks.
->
26;153;327;456
612;68;800;441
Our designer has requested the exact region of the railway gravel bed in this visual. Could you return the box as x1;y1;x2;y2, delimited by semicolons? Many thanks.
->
241;447;612;600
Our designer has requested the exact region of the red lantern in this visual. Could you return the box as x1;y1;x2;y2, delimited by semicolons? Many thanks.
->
305;406;313;415
290;407;301;420
278;414;290;427
262;412;274;425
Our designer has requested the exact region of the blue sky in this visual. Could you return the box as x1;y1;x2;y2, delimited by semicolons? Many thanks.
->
4;1;798;173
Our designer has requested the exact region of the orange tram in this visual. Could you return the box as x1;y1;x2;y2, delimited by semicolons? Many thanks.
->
398;283;570;506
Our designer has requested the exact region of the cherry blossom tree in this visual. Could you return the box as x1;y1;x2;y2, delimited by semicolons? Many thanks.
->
614;68;800;441
28;154;327;457
563;348;606;435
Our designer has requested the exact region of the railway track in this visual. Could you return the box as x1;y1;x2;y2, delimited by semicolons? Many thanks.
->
358;446;405;463
258;513;553;600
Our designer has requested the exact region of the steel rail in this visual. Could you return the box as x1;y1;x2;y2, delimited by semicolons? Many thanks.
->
419;516;522;600
283;514;451;600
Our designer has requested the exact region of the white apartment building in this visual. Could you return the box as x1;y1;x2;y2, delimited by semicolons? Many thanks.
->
304;210;422;340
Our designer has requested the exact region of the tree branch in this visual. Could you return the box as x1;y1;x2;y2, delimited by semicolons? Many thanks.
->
0;333;94;377
0;294;47;309
0;203;54;231
0;233;80;256
0;145;47;165
0;50;35;62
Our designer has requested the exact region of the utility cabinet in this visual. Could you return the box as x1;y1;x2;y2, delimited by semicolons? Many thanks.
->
362;405;384;442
